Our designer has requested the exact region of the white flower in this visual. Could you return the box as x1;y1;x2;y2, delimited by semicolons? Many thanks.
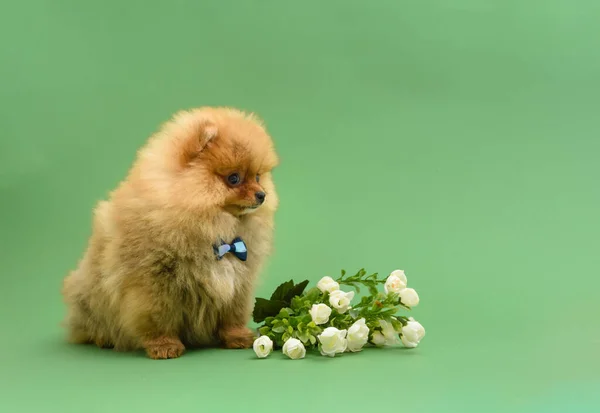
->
309;303;332;325
385;270;407;295
347;318;369;352
401;319;426;348
371;320;399;347
253;336;273;358
371;331;386;347
317;276;340;293
318;327;347;357
329;290;355;314
398;288;420;307
379;319;400;345
282;338;306;359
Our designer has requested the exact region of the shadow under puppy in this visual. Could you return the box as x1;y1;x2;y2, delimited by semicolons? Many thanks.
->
62;107;279;359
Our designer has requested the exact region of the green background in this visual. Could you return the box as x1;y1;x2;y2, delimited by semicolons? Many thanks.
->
1;1;599;412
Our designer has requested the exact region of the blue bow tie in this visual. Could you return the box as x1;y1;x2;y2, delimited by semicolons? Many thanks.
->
213;237;247;261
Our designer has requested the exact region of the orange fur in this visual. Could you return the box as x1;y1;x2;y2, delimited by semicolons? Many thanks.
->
61;107;279;359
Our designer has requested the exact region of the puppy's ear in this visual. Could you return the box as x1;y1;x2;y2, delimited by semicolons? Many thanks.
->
174;112;218;167
194;120;218;152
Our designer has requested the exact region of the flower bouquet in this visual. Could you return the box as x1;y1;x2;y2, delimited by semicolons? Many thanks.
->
252;268;425;359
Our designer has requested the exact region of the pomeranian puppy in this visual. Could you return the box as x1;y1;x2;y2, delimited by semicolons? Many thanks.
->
61;107;279;359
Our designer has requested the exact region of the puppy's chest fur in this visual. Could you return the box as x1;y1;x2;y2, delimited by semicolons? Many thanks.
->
166;216;270;306
177;250;246;305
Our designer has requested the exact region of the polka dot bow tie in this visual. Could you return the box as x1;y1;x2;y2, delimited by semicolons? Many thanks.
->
213;237;247;261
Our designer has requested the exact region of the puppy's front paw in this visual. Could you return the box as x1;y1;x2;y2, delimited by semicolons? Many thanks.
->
220;326;255;349
143;337;185;359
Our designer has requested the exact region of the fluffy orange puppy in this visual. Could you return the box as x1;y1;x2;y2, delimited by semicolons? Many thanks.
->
61;107;279;359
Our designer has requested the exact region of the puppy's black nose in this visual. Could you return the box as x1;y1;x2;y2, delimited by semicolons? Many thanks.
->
255;191;266;204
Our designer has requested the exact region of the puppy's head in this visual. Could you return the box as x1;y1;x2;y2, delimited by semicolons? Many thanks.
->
152;107;279;217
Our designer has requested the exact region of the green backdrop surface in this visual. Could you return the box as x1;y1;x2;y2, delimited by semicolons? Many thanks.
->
1;1;599;412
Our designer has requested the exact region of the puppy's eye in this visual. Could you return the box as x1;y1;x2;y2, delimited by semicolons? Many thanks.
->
227;173;241;186
256;174;260;183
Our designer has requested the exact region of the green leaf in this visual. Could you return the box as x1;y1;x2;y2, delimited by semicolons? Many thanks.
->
286;280;310;301
282;332;291;342
309;335;317;345
258;326;271;335
396;316;409;325
252;298;288;323
308;324;322;336
390;317;403;332
288;326;294;334
297;331;310;343
272;325;285;333
302;287;319;302
270;280;295;301
290;296;304;311
270;279;310;303
297;322;306;333
275;337;284;348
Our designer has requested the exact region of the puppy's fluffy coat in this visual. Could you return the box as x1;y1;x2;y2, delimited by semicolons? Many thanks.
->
62;107;279;359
